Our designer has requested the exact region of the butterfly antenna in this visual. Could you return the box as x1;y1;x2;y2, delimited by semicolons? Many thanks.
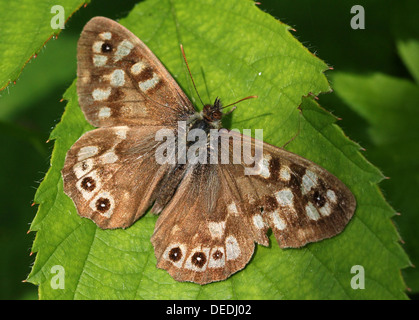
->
222;95;258;110
180;44;205;106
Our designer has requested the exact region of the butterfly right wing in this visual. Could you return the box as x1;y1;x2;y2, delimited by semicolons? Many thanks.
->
62;125;171;229
77;16;195;128
150;130;356;284
221;130;356;249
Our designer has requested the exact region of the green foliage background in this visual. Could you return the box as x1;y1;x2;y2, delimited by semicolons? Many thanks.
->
0;0;417;299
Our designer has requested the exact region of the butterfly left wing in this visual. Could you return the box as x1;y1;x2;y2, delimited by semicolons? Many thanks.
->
64;16;196;229
62;125;172;229
151;131;356;284
77;16;194;128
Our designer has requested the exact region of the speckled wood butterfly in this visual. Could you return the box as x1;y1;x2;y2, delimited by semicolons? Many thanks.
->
62;17;356;284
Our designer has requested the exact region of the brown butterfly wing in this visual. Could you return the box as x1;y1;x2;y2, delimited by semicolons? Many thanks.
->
221;130;356;248
151;164;257;285
77;16;194;128
247;160;356;248
151;130;356;284
62;126;171;229
64;16;196;229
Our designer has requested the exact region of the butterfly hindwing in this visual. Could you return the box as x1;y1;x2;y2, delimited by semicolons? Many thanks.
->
62;126;171;229
220;130;356;248
151;164;257;284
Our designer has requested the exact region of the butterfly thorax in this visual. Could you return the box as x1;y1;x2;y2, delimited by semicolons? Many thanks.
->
151;99;224;213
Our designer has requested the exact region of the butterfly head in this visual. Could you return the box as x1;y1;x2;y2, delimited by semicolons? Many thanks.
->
202;97;223;126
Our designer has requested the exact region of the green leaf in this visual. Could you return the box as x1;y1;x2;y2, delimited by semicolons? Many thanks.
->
27;0;409;299
397;39;419;85
261;0;399;75
393;0;419;84
332;71;418;293
0;0;88;91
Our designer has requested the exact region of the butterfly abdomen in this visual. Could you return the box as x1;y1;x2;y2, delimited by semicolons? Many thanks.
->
152;163;187;214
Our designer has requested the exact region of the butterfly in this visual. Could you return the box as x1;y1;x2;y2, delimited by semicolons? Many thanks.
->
62;16;356;285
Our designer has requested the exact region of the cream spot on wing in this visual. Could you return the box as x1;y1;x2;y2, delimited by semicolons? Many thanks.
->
93;54;108;67
302;170;318;195
247;195;256;205
78;146;99;161
271;210;286;230
98;107;111;119
120;105;132;115
306;202;320;220
92;88;111;101
115;126;128;140
73;158;94;179
170;225;181;235
227;202;238;215
225;235;241;261
100;150;118;164
80;71;91;84
138;73;160;91
252;214;265;229
208;221;226;239
259;154;271;178
114;40;134;61
110;69;125;87
319;202;331;217
208;247;225;269
99;32;112;40
275;188;294;207
327;189;337;203
163;243;187;268
131;61;146;75
297;228;316;240
121;191;130;202
92;41;104;53
279;165;291;181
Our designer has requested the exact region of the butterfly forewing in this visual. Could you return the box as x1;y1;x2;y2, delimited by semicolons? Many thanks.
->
77;16;194;128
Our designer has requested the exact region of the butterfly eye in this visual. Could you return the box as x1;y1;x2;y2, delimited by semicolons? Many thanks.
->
212;110;222;120
101;42;113;53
